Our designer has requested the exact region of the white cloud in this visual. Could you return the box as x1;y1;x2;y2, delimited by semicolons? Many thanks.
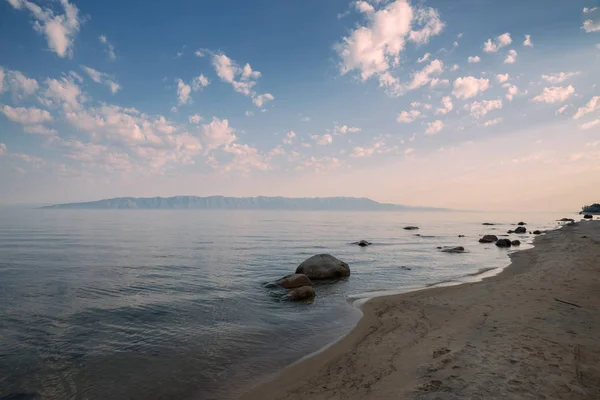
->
504;49;518;64
335;0;444;90
582;19;600;33
532;85;575;103
8;0;81;58
311;133;333;145
450;64;459;71
404;147;414;155
350;141;385;158
192;74;210;91
202;117;236;150
42;75;85;110
573;96;600;119
99;35;116;60
333;125;361;135
82;66;120;94
417;53;431;63
408;59;444;90
300;116;311;122
483;117;503;127
1;105;53;124
194;49;206;57
464;99;503;118
452;76;490;99
299;156;342;172
0;68;4;93
453;41;459;47
579;119;600;129
584;7;598;13
505;84;519;101
222;143;271;173
354;1;375;14
556;105;569;115
23;124;56;135
523;34;533;47
467;56;480;63
397;109;421;123
177;79;191;105
483;32;512;53
252;93;274;107
245;111;254;117
430;78;449;88
241;63;261;80
6;70;39;99
189;114;202;124
496;73;509;83
283;130;296;145
435;96;453;115
425;120;443;135
541;71;581;83
0;143;6;156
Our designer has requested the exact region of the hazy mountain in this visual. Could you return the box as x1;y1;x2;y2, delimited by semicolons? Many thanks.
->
40;196;449;211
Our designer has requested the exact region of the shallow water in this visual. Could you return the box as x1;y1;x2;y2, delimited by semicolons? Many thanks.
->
0;209;570;399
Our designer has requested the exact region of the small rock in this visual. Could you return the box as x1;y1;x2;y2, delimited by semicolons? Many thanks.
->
517;222;526;226
479;235;498;243
404;226;419;230
286;286;316;301
482;223;495;226
507;230;514;234
401;266;412;271
458;235;465;237
558;218;575;222
514;226;527;234
433;347;451;358
511;240;521;246
583;214;593;219
270;274;313;289
441;246;465;253
354;240;371;247
533;230;541;235
496;239;512;247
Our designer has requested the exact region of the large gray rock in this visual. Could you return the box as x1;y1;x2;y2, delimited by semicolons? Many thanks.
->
479;235;498;243
441;246;465;253
514;226;527;234
286;286;316;301
295;254;350;280
273;274;313;289
496;239;512;247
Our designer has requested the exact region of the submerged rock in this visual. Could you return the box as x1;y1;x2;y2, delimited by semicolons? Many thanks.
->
295;254;350;280
533;230;541;235
496;239;512;247
352;240;371;247
558;218;575;222
458;235;465;237
400;266;412;271
511;240;521;246
482;223;495;226
584;214;593;219
517;222;526;226
271;274;313;289
507;230;514;234
441;246;465;253
286;286;316;301
479;235;498;243
514;226;527;234
404;226;419;230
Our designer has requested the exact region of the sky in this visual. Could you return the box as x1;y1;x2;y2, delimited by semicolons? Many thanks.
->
0;0;599;211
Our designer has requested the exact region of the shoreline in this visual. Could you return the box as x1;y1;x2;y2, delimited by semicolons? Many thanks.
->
242;221;600;399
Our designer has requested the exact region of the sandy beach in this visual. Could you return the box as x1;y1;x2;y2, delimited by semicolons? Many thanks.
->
243;221;600;399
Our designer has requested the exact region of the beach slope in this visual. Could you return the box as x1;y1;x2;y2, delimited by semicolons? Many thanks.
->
244;221;600;399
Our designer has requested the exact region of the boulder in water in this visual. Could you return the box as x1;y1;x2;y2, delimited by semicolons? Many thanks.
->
441;246;465;253
514;226;527;234
496;239;512;247
584;214;593;219
511;240;521;246
533;230;541;235
404;226;419;230
479;235;498;243
458;235;465;238
507;230;514;234
271;274;313;289
286;286;316;301
295;254;350;280
558;218;575;222
352;240;371;247
517;222;526;226
482;223;495;226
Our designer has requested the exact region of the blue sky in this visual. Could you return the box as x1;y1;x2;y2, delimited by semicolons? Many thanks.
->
0;0;599;210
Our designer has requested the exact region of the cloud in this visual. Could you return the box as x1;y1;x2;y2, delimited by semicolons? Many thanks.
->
189;114;202;124
532;85;575;103
464;99;503;118
579;119;600;129
252;93;274;107
584;7;598;13
496;73;509;83
335;0;444;91
202;117;236;150
417;53;431;63
407;59;444;90
221;143;271;173
350;141;385;157
99;35;116;60
299;156;342;172
0;68;4;93
23;124;56;135
354;1;375;14
0;143;6;156
42;75;86;110
452;76;490;99
582;19;600;33
397;109;421;123
430;78;449;88
283;130;296;145
245;111;254;117
300;116;311;122
541;71;581;83
573;96;600;119
311;133;333;145
425;120;443;135
194;49;206;57
404;147;414;155
505;84;519;101
8;0;82;58
1;105;53;124
435;96;453;115
556;105;569;115
82;66;120;94
176;79;191;105
6;69;39;99
192;74;210;90
483;117;503;127
450;64;459;71
504;49;518;64
333;125;361;134
483;32;512;53
523;34;533;47
467;56;480;63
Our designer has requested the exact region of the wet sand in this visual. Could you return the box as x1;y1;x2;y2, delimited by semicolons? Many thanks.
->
243;221;600;399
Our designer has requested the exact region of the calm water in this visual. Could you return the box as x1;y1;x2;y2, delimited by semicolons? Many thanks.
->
0;209;569;400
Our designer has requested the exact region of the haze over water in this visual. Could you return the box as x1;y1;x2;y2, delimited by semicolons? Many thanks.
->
0;208;568;399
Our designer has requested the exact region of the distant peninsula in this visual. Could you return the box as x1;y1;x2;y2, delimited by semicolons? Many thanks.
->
40;196;449;211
